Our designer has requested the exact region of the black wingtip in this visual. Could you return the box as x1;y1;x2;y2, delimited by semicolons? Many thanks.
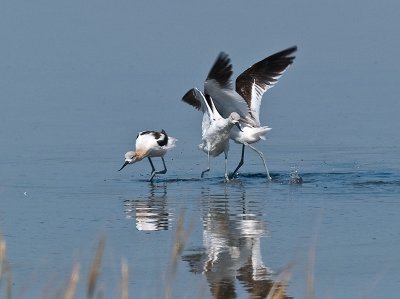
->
182;88;201;110
271;46;298;62
235;46;298;103
256;46;298;71
182;88;195;100
206;52;233;88
285;45;297;53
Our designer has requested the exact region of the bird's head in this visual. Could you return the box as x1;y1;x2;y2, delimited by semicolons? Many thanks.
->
228;112;243;131
118;151;137;171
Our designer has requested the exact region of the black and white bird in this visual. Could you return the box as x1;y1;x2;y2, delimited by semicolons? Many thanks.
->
182;88;241;182
192;46;297;180
119;130;177;181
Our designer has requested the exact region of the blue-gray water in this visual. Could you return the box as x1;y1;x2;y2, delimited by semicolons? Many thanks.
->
1;1;400;298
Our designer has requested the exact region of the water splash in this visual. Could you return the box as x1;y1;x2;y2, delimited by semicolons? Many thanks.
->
289;166;303;185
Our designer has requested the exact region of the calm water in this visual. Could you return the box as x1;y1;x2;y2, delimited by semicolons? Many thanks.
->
1;1;400;298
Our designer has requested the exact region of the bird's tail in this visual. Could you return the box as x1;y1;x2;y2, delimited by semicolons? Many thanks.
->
166;137;178;149
255;126;272;140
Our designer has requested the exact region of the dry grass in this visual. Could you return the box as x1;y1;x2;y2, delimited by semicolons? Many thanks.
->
120;258;129;299
307;245;316;299
266;264;293;299
164;211;193;299
62;264;80;299
0;233;12;299
87;237;106;299
0;219;298;299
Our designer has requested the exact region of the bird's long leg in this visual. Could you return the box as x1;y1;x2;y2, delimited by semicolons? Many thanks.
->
148;157;156;181
148;157;168;182
229;144;245;179
224;151;229;183
201;150;211;178
158;157;167;175
247;144;272;181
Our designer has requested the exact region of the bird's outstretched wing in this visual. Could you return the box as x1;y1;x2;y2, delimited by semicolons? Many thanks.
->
236;46;297;126
204;52;252;124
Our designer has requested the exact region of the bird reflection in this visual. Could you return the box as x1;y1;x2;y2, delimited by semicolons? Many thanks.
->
123;182;171;231
182;185;291;299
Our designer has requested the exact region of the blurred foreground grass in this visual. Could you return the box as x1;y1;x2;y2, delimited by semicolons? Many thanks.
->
0;218;294;299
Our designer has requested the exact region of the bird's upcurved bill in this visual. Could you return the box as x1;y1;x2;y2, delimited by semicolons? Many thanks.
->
118;161;129;171
235;123;243;132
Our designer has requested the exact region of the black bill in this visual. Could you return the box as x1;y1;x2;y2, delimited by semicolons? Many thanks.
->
118;161;129;171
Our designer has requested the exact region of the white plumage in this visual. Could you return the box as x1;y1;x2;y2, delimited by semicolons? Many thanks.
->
203;46;297;180
182;88;241;181
119;129;177;181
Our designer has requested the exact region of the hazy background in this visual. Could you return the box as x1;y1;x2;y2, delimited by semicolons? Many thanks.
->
1;0;399;156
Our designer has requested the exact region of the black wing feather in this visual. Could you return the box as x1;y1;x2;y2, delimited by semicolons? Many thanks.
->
182;88;202;110
206;52;233;89
236;46;297;105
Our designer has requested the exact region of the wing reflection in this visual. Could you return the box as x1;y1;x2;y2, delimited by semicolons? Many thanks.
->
182;186;291;299
123;183;171;231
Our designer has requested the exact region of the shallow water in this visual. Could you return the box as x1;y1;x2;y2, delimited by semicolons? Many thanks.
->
2;158;400;298
1;1;400;298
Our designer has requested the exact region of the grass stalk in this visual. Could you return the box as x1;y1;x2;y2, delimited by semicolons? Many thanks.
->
0;232;12;299
164;212;193;299
87;237;106;299
120;258;128;299
62;264;80;299
266;264;292;299
0;233;5;283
